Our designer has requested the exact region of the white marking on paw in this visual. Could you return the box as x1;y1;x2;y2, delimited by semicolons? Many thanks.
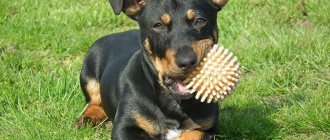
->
165;129;182;140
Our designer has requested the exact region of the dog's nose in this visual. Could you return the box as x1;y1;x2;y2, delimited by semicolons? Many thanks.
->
175;47;197;70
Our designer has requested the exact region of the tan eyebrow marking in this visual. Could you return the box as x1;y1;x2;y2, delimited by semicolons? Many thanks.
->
161;13;171;25
186;9;196;20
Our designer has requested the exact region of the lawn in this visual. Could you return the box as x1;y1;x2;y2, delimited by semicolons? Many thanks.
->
0;0;329;139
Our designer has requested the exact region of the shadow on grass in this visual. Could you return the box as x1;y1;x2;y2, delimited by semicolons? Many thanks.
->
217;96;289;139
218;106;278;139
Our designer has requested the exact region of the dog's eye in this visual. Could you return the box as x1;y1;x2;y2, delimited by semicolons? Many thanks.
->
195;18;207;28
153;22;164;32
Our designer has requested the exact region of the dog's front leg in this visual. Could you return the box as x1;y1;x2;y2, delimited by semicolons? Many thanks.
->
111;103;176;140
174;130;214;140
111;110;159;140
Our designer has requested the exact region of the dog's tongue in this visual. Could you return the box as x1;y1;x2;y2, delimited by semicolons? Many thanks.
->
176;80;189;93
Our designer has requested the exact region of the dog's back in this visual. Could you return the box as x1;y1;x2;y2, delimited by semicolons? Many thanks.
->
77;30;140;125
81;30;140;83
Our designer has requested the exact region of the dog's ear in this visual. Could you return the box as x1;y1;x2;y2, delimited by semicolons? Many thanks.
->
208;0;229;11
109;0;147;20
109;0;123;15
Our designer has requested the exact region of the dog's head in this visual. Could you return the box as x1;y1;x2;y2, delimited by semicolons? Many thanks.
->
109;0;228;99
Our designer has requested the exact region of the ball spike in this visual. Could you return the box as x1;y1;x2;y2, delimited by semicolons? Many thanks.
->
184;44;240;103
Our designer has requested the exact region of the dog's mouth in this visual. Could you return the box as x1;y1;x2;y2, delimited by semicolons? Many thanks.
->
163;76;193;99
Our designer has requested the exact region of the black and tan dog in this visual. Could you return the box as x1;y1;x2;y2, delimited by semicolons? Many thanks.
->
76;0;229;139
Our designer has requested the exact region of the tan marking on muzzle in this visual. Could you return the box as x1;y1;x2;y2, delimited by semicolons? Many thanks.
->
191;38;214;65
153;49;183;87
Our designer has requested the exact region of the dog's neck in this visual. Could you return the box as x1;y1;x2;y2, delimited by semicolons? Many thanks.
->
140;50;159;90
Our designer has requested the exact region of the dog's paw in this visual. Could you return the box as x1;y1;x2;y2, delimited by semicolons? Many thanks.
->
172;130;210;140
75;105;107;126
165;129;182;140
75;115;102;126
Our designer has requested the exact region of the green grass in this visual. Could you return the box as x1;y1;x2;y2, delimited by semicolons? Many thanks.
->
0;0;329;139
